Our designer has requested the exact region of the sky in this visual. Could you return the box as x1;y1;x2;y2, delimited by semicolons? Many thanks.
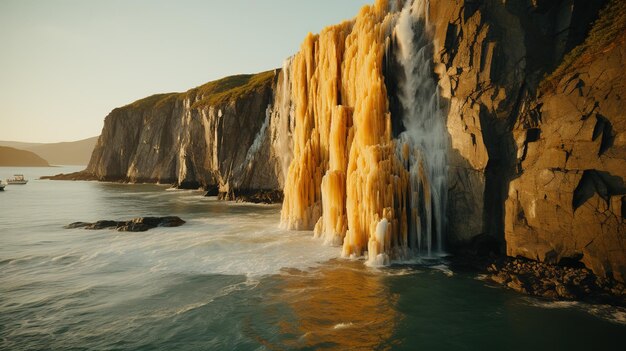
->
0;0;372;143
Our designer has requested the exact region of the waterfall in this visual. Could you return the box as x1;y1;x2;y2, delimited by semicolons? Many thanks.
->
279;0;447;264
240;107;271;172
394;0;447;256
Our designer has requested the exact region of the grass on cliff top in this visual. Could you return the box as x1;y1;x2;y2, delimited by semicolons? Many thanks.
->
123;70;276;111
540;0;626;92
127;93;178;111
189;70;275;109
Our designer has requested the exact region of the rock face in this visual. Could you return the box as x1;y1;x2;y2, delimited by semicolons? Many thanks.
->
505;2;626;282
428;0;611;244
425;0;626;282
85;71;293;198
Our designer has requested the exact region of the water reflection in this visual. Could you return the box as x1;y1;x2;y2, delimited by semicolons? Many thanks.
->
247;260;399;350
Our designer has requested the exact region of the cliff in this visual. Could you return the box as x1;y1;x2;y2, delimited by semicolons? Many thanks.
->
83;70;291;197
0;146;50;167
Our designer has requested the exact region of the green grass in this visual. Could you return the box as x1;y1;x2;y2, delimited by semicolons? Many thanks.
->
122;70;276;112
541;0;626;92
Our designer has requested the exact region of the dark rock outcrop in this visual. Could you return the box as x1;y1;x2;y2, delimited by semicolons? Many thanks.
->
65;216;186;232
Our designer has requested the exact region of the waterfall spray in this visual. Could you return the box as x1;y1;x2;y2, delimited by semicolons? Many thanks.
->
394;0;447;256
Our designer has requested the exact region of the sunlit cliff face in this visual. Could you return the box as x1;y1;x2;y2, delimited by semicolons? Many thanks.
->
280;0;447;264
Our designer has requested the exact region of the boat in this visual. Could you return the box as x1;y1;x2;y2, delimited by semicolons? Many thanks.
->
7;174;28;185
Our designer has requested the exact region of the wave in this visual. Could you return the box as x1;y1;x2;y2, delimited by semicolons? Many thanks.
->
526;298;626;325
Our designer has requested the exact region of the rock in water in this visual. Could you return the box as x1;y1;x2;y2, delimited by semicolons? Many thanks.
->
65;216;186;232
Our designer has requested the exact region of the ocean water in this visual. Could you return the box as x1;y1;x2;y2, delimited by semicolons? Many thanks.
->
1;166;624;351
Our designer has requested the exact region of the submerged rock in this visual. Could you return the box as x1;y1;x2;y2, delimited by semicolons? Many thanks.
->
64;216;186;232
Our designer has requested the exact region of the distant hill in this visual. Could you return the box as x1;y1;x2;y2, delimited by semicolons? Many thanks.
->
0;136;98;165
0;146;50;167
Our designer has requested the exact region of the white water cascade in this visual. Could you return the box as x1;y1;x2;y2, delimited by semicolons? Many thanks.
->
394;0;448;257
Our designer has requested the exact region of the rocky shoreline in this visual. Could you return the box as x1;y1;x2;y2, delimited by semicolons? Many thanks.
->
42;172;284;204
450;253;626;307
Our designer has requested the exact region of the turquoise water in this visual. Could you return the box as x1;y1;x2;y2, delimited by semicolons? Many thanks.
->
1;166;624;350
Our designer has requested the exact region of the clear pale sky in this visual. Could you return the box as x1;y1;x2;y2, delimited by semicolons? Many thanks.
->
0;0;371;143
